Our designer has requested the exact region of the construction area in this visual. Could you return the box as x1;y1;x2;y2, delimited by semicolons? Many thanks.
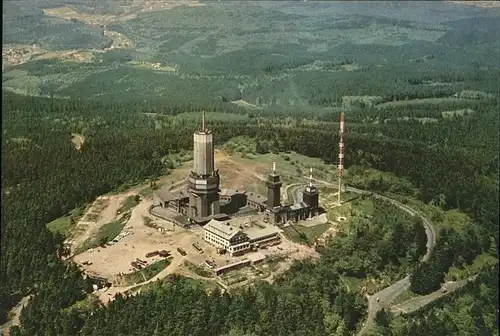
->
69;159;321;304
67;113;344;303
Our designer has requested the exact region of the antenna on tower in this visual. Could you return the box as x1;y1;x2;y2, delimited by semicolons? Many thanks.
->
273;161;276;174
201;111;206;132
309;167;313;187
338;112;345;205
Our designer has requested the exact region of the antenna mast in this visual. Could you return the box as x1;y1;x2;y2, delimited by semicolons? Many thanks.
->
309;167;313;187
202;111;206;132
338;112;345;204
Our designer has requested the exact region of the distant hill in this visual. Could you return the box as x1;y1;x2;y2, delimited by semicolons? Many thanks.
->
446;1;500;9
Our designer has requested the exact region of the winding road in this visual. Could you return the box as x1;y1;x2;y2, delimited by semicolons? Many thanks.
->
390;275;477;316
1;163;446;335
91;177;447;333
294;178;437;335
255;172;438;332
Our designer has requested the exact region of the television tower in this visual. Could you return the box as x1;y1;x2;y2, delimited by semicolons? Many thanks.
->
187;111;220;223
337;112;345;204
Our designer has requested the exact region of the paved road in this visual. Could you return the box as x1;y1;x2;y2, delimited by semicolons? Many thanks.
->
218;172;438;333
390;275;477;316
308;178;437;335
291;184;303;203
284;183;302;204
311;178;436;262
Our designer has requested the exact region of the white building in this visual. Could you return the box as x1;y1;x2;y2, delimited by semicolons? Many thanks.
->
204;218;282;256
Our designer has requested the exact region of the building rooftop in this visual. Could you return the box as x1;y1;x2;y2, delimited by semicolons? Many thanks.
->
219;189;267;207
221;216;254;229
214;259;250;273
213;213;230;221
290;202;309;211
192;215;217;225
247;252;267;263
245;225;282;241
246;192;267;206
205;216;281;242
269;205;284;213
219;189;240;197
155;185;188;202
205;219;242;240
304;185;318;193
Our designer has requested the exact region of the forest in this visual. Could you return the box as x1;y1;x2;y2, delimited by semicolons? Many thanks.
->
4;0;500;106
373;264;498;335
2;1;499;334
2;77;498;334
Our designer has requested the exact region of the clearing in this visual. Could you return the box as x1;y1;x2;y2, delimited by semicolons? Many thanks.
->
71;133;85;151
42;1;206;26
42;6;137;25
70;151;326;303
74;197;317;303
375;97;483;109
441;108;475;118
127;60;177;72
231;99;263;110
104;30;135;50
67;192;137;254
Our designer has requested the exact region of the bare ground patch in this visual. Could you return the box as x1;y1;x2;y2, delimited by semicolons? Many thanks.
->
104;30;136;49
0;295;32;336
231;99;263;110
223;155;269;182
42;1;207;26
314;225;339;247
69;151;321;302
260;235;320;284
42;6;137;25
71;133;85;151
68;192;135;254
217;160;263;191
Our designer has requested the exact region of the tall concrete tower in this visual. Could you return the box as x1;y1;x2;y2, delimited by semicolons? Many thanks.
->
188;112;220;223
303;167;319;209
266;162;282;208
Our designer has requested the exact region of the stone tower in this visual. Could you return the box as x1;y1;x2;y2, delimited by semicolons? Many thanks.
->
188;112;220;223
266;162;282;208
303;167;319;209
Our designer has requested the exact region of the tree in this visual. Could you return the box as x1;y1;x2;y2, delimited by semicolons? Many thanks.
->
255;140;269;154
410;261;443;295
375;308;391;328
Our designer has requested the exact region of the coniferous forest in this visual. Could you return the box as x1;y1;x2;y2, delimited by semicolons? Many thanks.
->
2;82;498;335
2;1;499;335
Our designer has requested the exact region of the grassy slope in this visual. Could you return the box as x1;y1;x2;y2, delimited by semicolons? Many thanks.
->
121;258;172;285
46;216;73;235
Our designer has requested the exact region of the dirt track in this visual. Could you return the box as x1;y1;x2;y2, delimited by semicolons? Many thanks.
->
97;254;187;303
69;192;135;254
73;199;188;279
0;295;32;336
68;152;321;304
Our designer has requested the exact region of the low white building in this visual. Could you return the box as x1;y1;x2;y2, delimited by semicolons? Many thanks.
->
203;218;282;256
